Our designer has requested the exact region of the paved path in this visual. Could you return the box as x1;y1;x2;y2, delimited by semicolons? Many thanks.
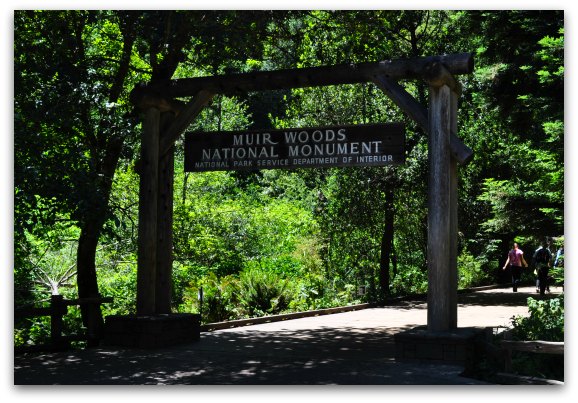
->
13;285;562;385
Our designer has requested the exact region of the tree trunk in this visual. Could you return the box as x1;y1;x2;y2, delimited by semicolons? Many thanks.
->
74;13;137;344
76;136;124;345
76;219;105;346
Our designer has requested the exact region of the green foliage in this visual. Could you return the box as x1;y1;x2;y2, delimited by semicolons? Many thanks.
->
18;226;79;297
511;295;564;342
173;168;318;281
460;11;563;240
549;266;564;287
243;256;301;278
235;267;292;317
457;250;488;289
390;267;428;296
97;262;137;315
196;273;238;324
14;317;51;347
503;295;565;381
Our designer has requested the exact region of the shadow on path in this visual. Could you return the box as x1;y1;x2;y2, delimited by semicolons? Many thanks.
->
16;286;561;385
14;323;484;385
14;324;399;385
456;287;561;308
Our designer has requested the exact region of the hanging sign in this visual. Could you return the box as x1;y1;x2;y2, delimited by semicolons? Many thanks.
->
184;123;405;172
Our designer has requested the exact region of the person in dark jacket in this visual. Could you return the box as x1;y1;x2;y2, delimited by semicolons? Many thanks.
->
533;239;553;296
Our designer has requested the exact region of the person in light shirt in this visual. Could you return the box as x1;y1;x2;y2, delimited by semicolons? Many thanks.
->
502;242;528;292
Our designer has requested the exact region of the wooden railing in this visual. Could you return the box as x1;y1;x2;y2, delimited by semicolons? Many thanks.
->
15;294;112;352
497;340;564;385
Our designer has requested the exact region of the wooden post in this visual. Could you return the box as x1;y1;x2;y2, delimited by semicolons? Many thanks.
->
373;69;467;331
156;112;175;314
427;83;456;332
50;295;66;348
504;346;513;373
137;107;160;315
449;89;459;328
133;93;209;315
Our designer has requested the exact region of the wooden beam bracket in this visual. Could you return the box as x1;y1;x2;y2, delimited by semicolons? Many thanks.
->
159;90;214;157
372;74;473;165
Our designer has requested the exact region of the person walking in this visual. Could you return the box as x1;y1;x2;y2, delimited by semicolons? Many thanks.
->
533;239;553;296
554;244;564;268
502;242;528;292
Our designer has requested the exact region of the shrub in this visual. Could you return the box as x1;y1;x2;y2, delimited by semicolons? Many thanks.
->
14;317;51;347
458;250;489;288
390;267;428;296
505;295;565;381
511;295;564;342
235;267;292;317
189;273;238;324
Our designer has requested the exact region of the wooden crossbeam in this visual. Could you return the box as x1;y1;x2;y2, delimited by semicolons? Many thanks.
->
132;53;473;98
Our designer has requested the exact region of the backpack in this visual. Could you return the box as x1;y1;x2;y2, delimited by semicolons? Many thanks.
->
536;248;550;264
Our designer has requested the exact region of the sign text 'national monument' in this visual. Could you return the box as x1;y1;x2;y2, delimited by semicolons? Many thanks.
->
184;123;405;172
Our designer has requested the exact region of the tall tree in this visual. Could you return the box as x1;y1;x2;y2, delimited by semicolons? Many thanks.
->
15;11;141;339
15;10;283;335
450;11;563;262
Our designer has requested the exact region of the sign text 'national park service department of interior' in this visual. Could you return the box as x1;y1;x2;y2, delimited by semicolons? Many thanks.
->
184;123;405;172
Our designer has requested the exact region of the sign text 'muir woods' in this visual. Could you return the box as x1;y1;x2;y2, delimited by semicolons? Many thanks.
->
184;123;405;172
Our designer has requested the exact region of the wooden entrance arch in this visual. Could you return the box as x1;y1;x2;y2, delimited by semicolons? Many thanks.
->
130;53;474;332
